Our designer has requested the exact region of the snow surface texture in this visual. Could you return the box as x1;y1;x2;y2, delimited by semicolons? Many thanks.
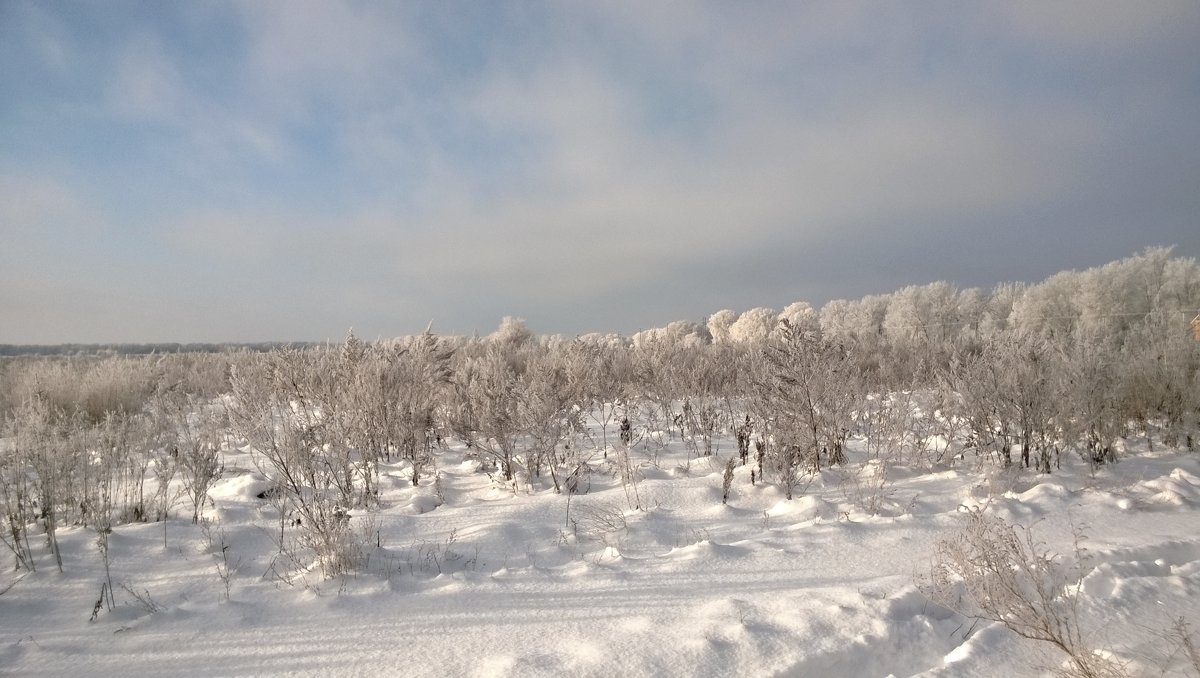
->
3;424;1199;677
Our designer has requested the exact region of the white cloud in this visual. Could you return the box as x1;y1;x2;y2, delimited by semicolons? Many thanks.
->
231;0;419;118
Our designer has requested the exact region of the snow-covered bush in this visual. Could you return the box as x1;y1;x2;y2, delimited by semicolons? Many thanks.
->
753;322;860;499
227;349;368;578
924;508;1129;678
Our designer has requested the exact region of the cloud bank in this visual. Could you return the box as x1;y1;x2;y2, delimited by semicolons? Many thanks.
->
1;1;1198;342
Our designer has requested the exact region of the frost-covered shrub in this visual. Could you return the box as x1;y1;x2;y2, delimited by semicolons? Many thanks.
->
752;322;860;499
570;501;627;549
11;357;160;424
227;349;367;578
924;508;1129;678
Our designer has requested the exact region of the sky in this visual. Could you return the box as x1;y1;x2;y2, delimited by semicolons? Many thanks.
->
2;1;1199;344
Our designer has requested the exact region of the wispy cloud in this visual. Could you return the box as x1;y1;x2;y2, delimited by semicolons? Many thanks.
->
106;36;189;124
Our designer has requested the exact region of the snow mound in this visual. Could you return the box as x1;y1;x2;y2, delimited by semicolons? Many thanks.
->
1140;468;1200;507
767;496;838;522
409;494;441;514
208;470;272;501
667;540;750;562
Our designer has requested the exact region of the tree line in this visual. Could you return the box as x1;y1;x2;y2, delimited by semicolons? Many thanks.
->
1;247;1197;576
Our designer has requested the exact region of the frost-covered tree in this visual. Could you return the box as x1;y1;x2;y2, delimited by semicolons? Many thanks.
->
1160;252;1200;315
674;345;742;458
818;299;855;342
942;347;1014;467
883;281;960;349
729;308;778;345
707;309;738;345
489;316;536;349
1009;270;1081;342
454;344;524;482
853;294;891;343
955;287;986;346
946;335;1065;472
555;338;634;453
754;322;860;498
519;349;582;491
364;331;455;485
979;281;1026;339
999;336;1062;472
774;301;820;340
821;294;892;383
1054;341;1122;467
576;332;628;350
632;320;708;350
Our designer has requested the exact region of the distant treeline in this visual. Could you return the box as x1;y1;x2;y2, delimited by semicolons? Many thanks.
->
0;342;316;357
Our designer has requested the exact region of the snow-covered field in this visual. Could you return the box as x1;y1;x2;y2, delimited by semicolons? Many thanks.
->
3;423;1199;677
